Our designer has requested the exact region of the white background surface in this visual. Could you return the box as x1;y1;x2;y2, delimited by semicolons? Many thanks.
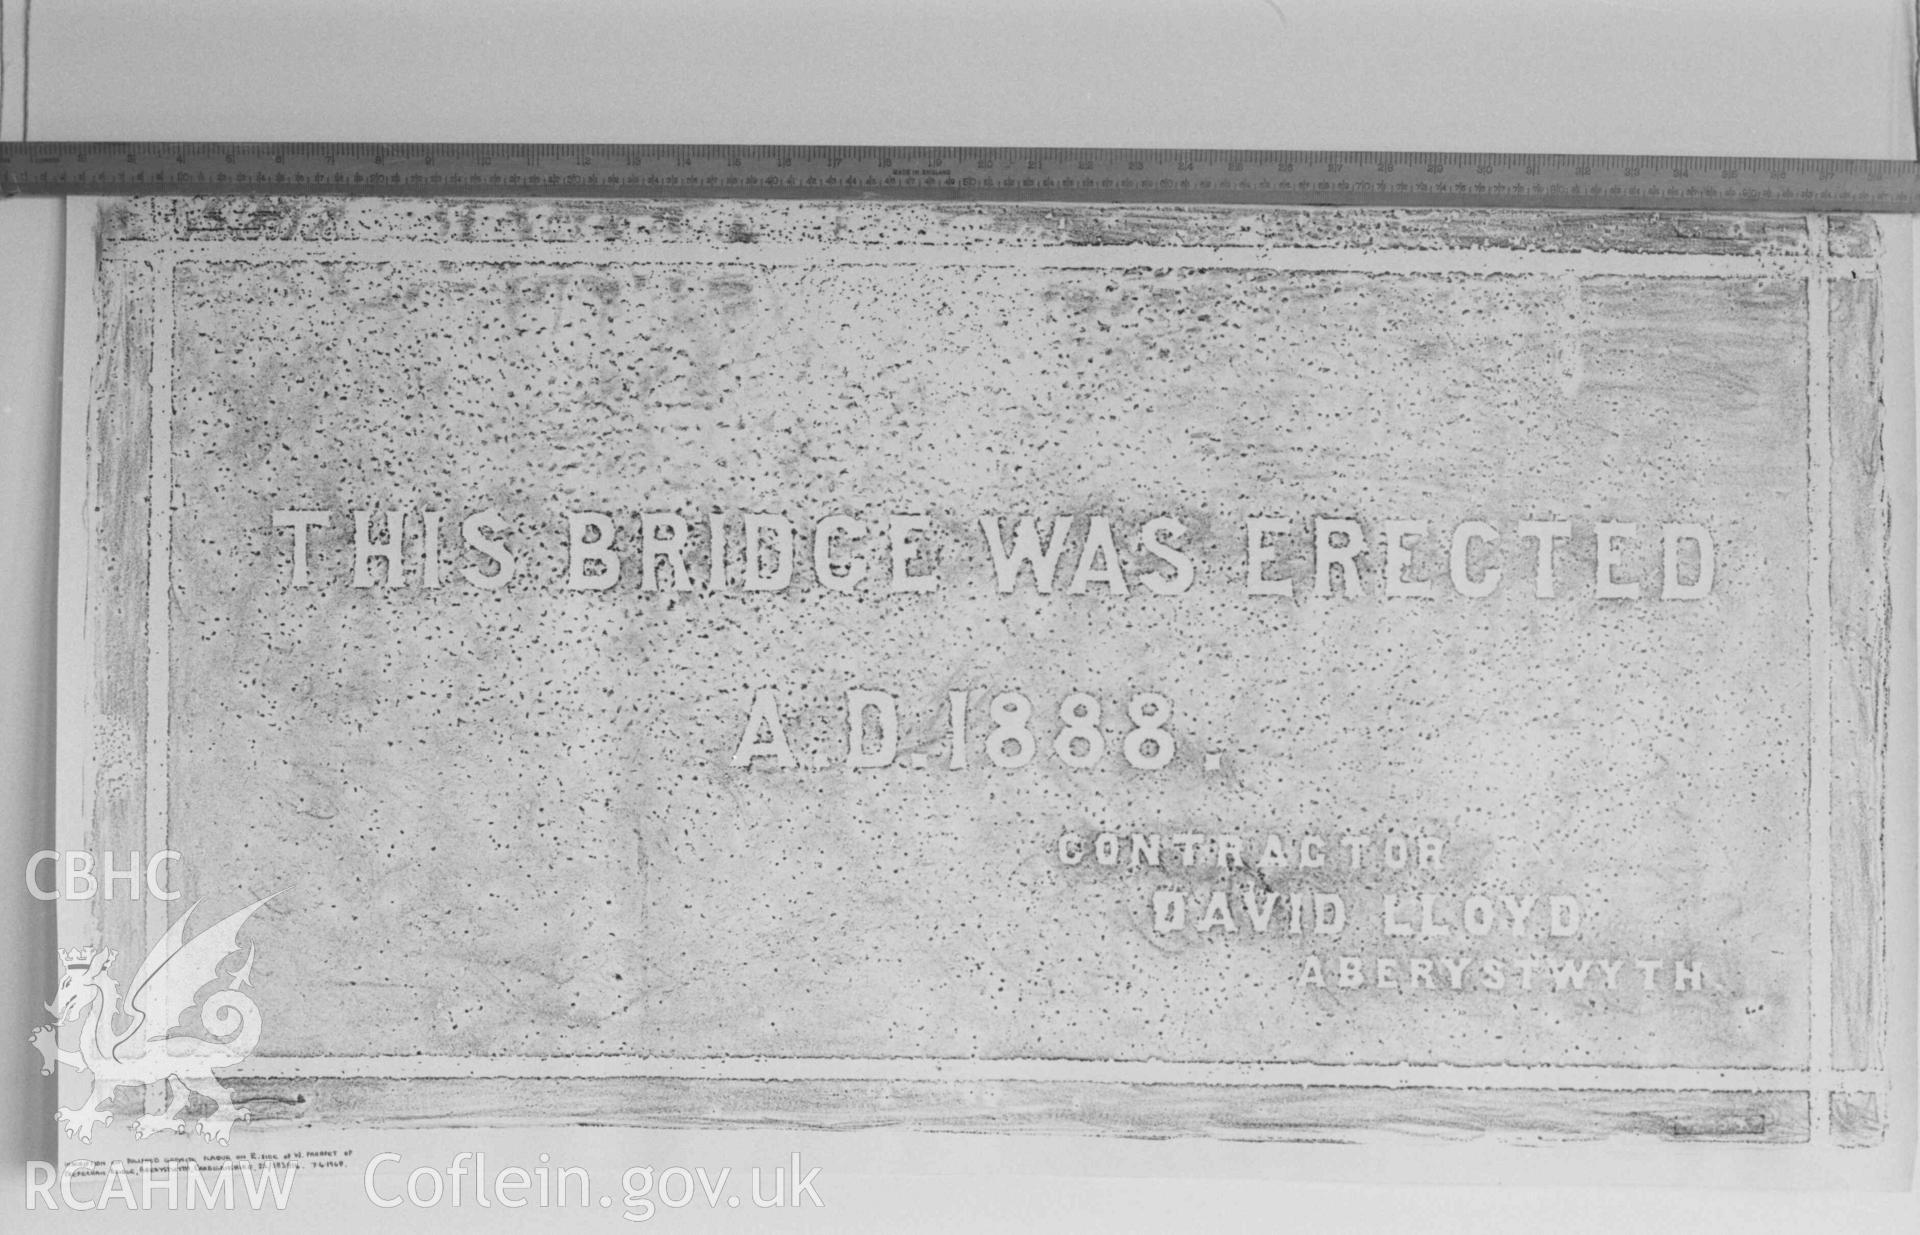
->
2;1;1917;1230
9;0;1918;156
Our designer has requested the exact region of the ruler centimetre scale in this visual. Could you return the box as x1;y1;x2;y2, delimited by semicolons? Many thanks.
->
3;142;1919;212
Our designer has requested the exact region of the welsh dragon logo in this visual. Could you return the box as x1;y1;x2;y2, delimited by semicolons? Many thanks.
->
32;896;272;1145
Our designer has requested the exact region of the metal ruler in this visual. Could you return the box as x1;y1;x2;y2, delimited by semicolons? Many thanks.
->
4;142;1918;212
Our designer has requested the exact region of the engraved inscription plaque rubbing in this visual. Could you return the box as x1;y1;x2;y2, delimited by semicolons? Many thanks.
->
60;198;1893;1148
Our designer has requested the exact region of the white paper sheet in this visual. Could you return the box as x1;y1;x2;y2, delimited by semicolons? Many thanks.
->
44;195;1916;1205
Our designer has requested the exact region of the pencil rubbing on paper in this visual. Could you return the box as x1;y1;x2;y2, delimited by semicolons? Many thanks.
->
54;198;1891;1148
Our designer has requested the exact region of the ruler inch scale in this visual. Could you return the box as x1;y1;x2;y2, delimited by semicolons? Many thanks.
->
3;142;1918;213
